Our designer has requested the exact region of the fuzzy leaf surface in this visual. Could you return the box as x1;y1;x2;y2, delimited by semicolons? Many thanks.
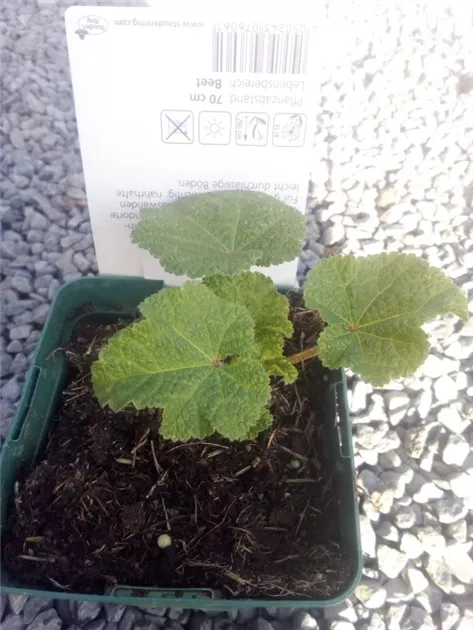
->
304;253;468;385
204;272;297;383
92;283;270;440
244;408;274;440
131;191;306;278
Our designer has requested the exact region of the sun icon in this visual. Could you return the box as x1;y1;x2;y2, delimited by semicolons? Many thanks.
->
205;118;224;139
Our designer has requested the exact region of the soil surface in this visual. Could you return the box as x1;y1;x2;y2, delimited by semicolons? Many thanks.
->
4;293;352;599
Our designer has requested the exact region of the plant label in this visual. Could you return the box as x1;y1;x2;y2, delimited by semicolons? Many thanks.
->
65;2;323;286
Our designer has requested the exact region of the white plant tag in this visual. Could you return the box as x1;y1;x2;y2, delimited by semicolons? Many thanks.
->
65;2;321;286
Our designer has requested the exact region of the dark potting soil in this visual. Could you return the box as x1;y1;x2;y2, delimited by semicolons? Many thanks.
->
4;293;352;599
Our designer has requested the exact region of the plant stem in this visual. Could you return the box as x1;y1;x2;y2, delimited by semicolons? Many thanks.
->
289;346;318;365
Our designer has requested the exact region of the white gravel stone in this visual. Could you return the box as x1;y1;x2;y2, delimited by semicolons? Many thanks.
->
394;506;417;530
359;469;380;493
442;434;471;466
404;425;439;459
385;604;408;630
449;473;473;500
434;375;459;403
406;566;430;594
377;521;399;542
8;596;28;616
420;354;459;379
434;497;468;524
354;579;387;609
456;609;473;630
424;554;453;593
385;391;410;425
379;451;402;471
384;578;413;604
350;380;371;413
359;514;377;558
416;526;447;555
437;406;470;434
444;543;473;584
403;606;435;630
400;532;424;559
323;600;357;623
440;602;461;630
328;623;355;630
378;545;408;579
446;520;468;544
415;585;444;614
376;186;400;208
415;387;433;420
413;481;445;504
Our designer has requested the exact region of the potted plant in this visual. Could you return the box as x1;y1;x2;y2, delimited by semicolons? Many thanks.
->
0;191;467;610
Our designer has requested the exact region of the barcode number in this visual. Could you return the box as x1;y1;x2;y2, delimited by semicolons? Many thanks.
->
212;27;309;75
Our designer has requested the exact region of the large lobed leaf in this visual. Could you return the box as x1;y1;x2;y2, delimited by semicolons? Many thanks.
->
304;253;468;386
204;271;298;383
131;190;306;278
92;283;271;440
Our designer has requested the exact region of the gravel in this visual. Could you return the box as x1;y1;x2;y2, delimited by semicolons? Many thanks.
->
1;1;473;629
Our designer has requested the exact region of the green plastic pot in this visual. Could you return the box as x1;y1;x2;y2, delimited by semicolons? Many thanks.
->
0;275;362;609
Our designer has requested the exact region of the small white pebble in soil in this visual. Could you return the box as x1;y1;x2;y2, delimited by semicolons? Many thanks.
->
157;534;172;549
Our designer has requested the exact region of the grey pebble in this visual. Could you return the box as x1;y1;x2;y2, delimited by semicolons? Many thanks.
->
11;358;29;378
212;616;238;630
1;354;13;378
434;497;468;524
28;210;49;231
132;622;161;630
236;609;258;624
2;614;26;630
32;304;50;325
10;174;30;189
188;612;211;630
8;595;28;615
245;620;276;630
23;601;54;626
40;134;60;151
2;241;22;259
104;605;126;624
10;129;25;150
10;325;33;340
403;606;434;630
25;609;62;630
68;173;85;188
1;595;7;621
72;253;90;273
84;621;106;630
1;377;21;402
44;233;60;249
322;224;345;244
292;611;319;628
11;275;33;294
166;609;183;621
118;608;142;630
67;187;87;201
60;234;83;249
53;601;75;625
75;602;101;625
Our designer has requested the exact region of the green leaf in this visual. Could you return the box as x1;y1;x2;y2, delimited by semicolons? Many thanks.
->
304;253;468;386
261;356;298;384
203;272;297;383
244;408;274;440
92;283;270;440
131;191;306;278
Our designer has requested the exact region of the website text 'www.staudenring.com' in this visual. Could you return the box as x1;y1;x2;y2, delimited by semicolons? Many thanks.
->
114;19;204;28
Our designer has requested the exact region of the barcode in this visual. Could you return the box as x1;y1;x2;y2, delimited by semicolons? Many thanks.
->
212;27;309;74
